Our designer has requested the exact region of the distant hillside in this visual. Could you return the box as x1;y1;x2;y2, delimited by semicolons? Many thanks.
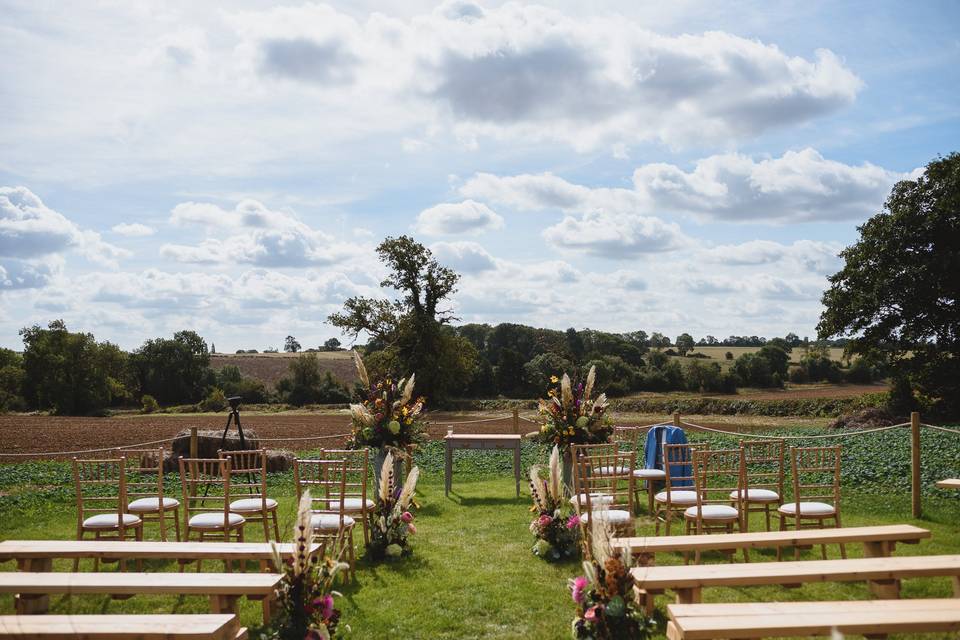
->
210;351;358;389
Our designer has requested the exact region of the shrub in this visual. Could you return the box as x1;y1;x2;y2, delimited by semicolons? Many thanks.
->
725;351;734;360
583;355;637;396
277;355;351;406
199;388;228;412
140;394;159;414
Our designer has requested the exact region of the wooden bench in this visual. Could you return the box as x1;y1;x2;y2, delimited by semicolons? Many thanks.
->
936;478;960;490
665;599;960;639
612;524;930;565
0;614;247;640
0;540;321;572
631;554;960;607
0;572;281;623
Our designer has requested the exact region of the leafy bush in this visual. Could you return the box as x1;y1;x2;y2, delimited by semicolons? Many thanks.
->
277;355;351;406
140;394;159;414
523;352;573;395
725;351;734;360
199;388;228;412
583;355;636;397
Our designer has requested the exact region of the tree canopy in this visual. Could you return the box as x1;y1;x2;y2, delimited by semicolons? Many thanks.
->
818;152;960;411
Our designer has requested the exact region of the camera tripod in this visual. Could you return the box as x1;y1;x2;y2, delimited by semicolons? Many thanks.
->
219;396;247;451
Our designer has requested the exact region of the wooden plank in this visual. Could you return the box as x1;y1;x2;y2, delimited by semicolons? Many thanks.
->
936;478;960;490
612;524;929;555
0;614;242;640
0;541;319;562
668;599;960;639
0;572;280;596
444;434;521;441
630;554;960;590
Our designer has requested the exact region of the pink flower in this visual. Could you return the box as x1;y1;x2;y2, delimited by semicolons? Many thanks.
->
401;511;414;523
570;576;588;603
407;523;417;534
538;514;553;527
584;605;600;622
312;594;334;619
566;514;580;529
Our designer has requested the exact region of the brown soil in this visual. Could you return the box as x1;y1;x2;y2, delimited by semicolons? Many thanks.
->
706;383;888;401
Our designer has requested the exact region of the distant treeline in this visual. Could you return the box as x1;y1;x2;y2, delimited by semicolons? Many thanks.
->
0;320;879;416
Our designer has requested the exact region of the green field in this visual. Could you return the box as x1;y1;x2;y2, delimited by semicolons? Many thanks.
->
2;430;959;639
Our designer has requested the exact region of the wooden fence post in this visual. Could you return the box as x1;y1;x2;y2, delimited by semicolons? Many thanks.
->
512;408;519;434
911;411;921;519
673;411;680;427
189;426;198;459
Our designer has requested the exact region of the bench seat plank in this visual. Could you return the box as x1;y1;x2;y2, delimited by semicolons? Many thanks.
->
0;613;245;640
667;599;960;639
0;541;319;563
613;524;929;556
936;478;960;490
0;572;280;596
632;553;960;591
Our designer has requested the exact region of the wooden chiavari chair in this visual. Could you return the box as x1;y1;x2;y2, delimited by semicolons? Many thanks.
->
777;445;844;560
569;442;618;507
72;456;143;571
217;448;279;541
319;449;372;545
738;439;785;531
654;442;709;535
179;457;245;571
293;457;355;582
685;448;747;563
119;447;180;542
575;451;636;558
615;426;665;514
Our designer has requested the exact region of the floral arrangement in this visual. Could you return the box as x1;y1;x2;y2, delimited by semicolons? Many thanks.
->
366;451;420;561
568;518;655;640
348;351;426;451
535;365;613;451
261;490;349;640
529;445;580;561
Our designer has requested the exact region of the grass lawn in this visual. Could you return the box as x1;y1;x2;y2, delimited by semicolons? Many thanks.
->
2;442;959;639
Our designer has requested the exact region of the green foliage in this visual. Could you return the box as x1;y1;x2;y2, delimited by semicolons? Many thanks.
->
495;347;527;397
215;365;271;404
276;354;351;406
818;152;960;413
199;387;228;412
584;355;635;397
131;330;211;405
0;348;26;412
523;352;573;395
683;359;736;394
322;337;341;351
19;320;131;415
283;335;301;353
329;235;472;403
140;394;159;414
674;332;695;356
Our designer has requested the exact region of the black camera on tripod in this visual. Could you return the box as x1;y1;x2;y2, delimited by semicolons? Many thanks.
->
227;396;242;411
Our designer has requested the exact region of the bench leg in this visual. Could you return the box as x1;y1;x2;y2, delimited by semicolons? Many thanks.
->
868;578;901;600
210;594;240;616
952;575;960;597
16;558;52;614
666;621;681;640
675;587;701;604
863;540;891;558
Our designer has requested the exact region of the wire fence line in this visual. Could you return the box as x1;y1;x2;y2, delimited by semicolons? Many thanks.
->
679;419;913;440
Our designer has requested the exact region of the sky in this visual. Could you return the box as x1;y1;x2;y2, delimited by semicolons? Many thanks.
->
1;0;958;352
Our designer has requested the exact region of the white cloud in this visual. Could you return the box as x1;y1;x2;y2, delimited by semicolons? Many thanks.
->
632;148;907;222
542;211;689;257
162;199;364;267
0;186;129;283
430;240;497;273
458;149;910;224
415;200;503;235
701;239;842;274
111;222;156;237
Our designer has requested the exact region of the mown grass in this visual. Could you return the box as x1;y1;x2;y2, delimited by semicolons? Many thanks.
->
1;435;959;639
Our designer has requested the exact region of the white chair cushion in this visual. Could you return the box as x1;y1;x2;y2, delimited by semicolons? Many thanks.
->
580;509;632;525
310;514;356;530
82;513;141;529
778;501;836;516
684;504;739;520
188;512;245;529
127;497;180;512
569;493;613;506
729;489;779;502
597;465;630;475
654;490;698;505
633;468;666;479
229;498;278;512
328;498;374;510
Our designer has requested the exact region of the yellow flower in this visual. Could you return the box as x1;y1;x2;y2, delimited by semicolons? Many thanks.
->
550;375;559;383
405;418;412;425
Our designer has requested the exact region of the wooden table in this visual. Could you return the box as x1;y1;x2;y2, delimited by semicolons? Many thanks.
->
936;478;960;490
444;434;521;497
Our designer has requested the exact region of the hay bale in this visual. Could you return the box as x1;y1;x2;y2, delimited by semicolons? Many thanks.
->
830;407;897;430
266;450;295;472
165;428;293;473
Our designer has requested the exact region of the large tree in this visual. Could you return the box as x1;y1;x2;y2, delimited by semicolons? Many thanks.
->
131;330;212;405
328;235;476;402
818;152;960;412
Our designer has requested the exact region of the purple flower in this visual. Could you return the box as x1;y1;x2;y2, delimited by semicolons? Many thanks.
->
401;511;414;523
538;514;553;527
566;514;581;529
570;576;588;603
584;605;600;622
313;594;334;619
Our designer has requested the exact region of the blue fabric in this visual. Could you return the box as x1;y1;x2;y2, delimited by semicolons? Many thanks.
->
643;424;692;487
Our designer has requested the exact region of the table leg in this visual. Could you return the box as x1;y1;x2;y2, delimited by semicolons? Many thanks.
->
445;441;452;496
514;444;521;498
15;558;52;614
